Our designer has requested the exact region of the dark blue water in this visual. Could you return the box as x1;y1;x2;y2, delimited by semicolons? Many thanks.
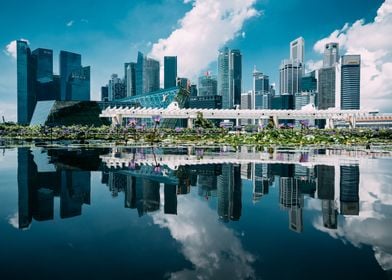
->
0;146;391;280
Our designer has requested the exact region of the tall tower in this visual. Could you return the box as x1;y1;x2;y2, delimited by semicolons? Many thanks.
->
290;37;305;63
59;51;82;100
17;40;34;124
136;52;160;95
323;43;339;68
126;62;137;97
218;48;242;109
341;55;360;110
279;59;302;94
164;56;177;89
253;67;270;109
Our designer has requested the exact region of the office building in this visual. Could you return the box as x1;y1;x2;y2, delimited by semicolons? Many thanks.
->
253;68;270;109
301;71;317;92
136;52;160;95
317;67;336;109
17;40;34;124
108;74;126;100
323;43;339;68
340;165;360;215
341;55;360;109
164;56;177;89
218;48;242;108
290;37;305;63
241;91;252;109
101;86;109;102
126;62;137;97
60;51;81;100
189;95;222;109
279;59;302;94
198;73;217;96
190;84;197;97
67;66;90;101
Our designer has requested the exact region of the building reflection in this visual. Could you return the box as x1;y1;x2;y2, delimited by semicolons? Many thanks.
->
17;148;94;229
16;147;361;232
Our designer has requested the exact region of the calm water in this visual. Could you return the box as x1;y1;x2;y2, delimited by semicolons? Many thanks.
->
0;146;391;280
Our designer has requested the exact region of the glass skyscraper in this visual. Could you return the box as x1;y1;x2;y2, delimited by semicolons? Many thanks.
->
126;62;137;97
279;59;302;95
136;52;160;95
341;55;361;110
253;69;270;109
17;40;34;124
198;74;217;96
218;48;242;109
164;56;177;89
67;66;90;101
317;67;336;109
59;51;82;101
290;37;305;64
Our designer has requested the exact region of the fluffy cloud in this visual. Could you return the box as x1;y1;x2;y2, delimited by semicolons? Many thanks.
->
3;38;29;59
66;20;74;27
149;0;260;81
313;0;392;112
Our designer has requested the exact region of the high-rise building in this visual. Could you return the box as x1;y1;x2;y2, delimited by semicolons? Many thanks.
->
67;66;90;101
279;59;302;94
31;48;59;101
126;62;136;97
136;52;160;95
218;48;242;108
101;86;109;102
290;37;305;63
340;165;360;215
190;84;197;97
253;68;270;109
341;55;360;110
317;67;336;109
164;56;177;89
301;70;317;92
241;91;252;109
59;51;82;100
198;73;217;96
108;74;126;100
323;43;339;68
17;40;34;124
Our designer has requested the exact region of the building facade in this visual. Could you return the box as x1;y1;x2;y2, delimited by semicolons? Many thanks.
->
136;52;160;95
323;43;339;68
198;74;217;96
218;48;242;109
164;56;177;89
341;55;360;110
279;59;302;95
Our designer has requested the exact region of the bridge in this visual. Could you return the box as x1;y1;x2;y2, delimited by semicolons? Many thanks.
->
99;102;378;129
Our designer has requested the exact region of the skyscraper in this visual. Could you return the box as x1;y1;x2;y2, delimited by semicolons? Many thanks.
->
279;59;302;95
290;37;305;63
317;67;336;109
218;48;242;109
198;73;217;96
164;56;177;89
59;51;81;100
323;43;339;68
17;40;34;124
108;74;126;100
341;55;361;110
253;68;270;109
126;62;136;97
301;70;317;92
67;66;90;101
136;52;160;95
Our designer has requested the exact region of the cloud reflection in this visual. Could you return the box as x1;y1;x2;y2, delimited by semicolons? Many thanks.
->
151;194;256;279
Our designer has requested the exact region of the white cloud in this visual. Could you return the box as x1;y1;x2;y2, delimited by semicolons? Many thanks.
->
3;38;29;59
313;0;392;112
149;0;260;81
66;20;74;27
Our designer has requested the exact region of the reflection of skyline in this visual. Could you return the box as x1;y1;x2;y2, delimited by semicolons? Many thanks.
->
17;148;91;229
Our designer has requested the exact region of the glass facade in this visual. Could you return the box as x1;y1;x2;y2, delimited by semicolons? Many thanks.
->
301;71;317;92
230;49;242;107
198;74;217;96
218;47;230;108
189;95;222;109
59;51;82;101
136;52;160;95
341;55;360;110
17;40;34;124
67;66;90;101
279;59;302;94
318;67;336;109
323;43;339;68
126;62;137;97
164;56;177;89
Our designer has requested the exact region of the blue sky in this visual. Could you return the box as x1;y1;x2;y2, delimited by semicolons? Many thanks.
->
0;0;390;120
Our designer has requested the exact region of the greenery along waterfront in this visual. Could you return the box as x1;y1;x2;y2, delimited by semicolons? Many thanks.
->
1;123;392;147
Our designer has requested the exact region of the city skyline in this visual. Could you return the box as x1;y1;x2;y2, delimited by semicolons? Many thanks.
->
1;0;390;121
